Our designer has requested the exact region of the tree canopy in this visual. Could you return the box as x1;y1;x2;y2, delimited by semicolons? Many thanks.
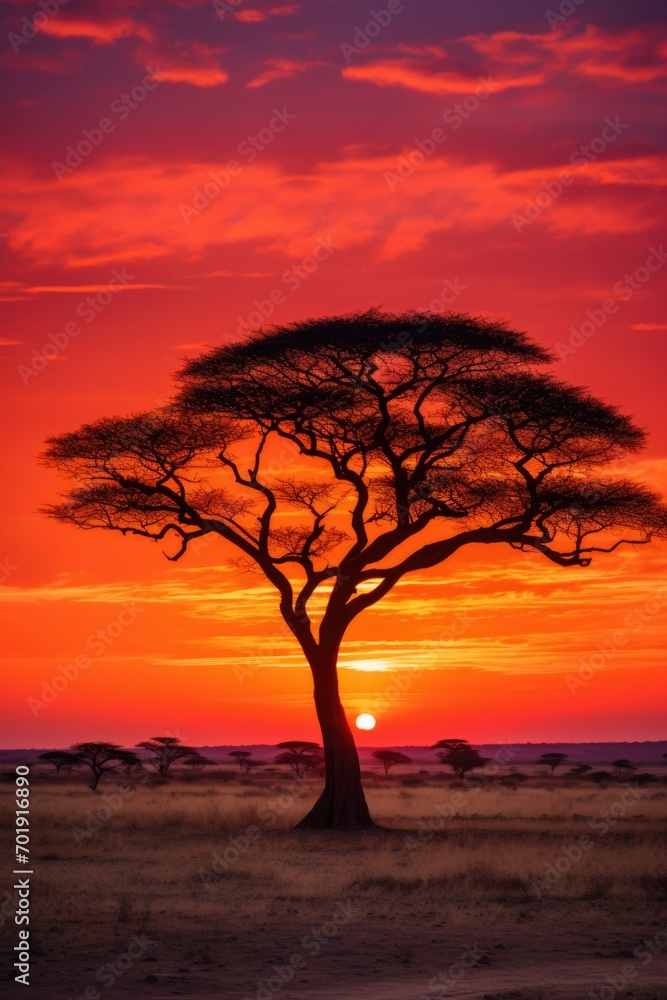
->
70;741;142;791
275;741;325;777
42;310;666;656
135;736;204;777
538;752;568;774
38;750;80;773
432;738;489;779
42;310;667;828
372;749;413;774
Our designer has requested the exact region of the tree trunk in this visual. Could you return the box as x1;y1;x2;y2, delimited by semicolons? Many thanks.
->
296;652;378;831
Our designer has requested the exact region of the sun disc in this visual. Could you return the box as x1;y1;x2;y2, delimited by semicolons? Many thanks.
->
355;713;376;731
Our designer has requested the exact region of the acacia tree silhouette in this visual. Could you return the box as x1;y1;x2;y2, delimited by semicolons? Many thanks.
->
275;741;325;777
70;742;141;792
229;750;253;770
538;751;568;775
372;749;413;774
38;750;80;774
432;739;489;779
42;310;667;829
136;736;204;777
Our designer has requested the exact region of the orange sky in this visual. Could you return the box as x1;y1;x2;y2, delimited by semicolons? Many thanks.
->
1;0;666;747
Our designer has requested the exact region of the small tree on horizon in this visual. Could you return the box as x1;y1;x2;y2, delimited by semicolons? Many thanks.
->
135;736;204;777
244;758;268;770
569;763;592;776
538;752;568;775
611;758;637;776
183;755;216;774
229;750;253;770
42;310;667;829
38;750;80;774
431;739;470;752
432;738;490;779
70;742;142;792
372;749;413;775
275;741;324;777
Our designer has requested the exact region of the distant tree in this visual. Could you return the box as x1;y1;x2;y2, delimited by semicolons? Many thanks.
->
301;753;325;777
229;750;253;770
372;750;413;775
590;770;610;784
275;741;324;777
569;763;592;776
42;311;667;829
183;755;216;774
38;750;79;774
135;736;203;777
502;770;528;785
244;759;267;770
70;742;142;792
432;739;470;753
538;752;568;775
432;738;490;779
611;758;637;776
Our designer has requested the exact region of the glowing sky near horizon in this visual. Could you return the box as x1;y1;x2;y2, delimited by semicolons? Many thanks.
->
1;0;666;748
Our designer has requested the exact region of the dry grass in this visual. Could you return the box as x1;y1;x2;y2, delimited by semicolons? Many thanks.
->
1;770;665;997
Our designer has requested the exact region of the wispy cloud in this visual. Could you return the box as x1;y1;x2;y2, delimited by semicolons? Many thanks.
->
246;58;326;89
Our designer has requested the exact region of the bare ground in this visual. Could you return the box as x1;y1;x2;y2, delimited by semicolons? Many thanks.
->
1;771;666;999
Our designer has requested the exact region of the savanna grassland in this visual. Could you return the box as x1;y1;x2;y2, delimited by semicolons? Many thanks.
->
1;769;666;1000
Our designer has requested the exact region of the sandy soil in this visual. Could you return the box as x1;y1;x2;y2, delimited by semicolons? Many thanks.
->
1;772;665;999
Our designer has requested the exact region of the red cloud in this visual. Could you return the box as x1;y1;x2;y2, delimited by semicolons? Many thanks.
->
39;16;227;87
235;9;266;22
42;18;153;44
464;24;667;87
138;41;229;88
3;148;663;271
246;59;326;89
344;25;666;100
343;59;542;95
234;4;300;21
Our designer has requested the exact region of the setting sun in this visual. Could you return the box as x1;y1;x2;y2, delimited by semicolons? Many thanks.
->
355;714;376;731
2;1;666;993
